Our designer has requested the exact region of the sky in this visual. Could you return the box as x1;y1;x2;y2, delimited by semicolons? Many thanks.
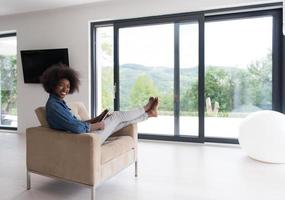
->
117;16;272;69
0;36;16;56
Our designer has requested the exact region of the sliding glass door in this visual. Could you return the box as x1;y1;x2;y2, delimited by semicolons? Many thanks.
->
204;15;274;140
115;17;202;139
179;22;199;137
118;24;174;135
92;8;282;144
95;27;114;113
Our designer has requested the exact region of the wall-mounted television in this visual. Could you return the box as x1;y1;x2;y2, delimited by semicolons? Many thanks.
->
21;48;69;83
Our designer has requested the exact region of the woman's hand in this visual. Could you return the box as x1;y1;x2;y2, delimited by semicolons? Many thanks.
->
85;117;98;124
85;109;109;124
90;122;105;131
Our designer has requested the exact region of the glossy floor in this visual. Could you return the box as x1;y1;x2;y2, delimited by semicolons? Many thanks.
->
0;132;284;200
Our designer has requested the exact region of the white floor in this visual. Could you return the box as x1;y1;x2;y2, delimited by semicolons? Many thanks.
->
1;132;285;200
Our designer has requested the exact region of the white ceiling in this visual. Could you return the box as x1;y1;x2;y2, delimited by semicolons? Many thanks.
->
0;0;110;16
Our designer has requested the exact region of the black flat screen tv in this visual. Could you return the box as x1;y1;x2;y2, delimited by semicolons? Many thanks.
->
21;48;69;83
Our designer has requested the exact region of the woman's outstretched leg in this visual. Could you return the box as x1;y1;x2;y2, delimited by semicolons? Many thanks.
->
93;97;159;144
111;112;148;134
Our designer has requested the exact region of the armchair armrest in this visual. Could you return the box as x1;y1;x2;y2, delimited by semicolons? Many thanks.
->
26;126;101;186
111;123;138;141
111;124;138;161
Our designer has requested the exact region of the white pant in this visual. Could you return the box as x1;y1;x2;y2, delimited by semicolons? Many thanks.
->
94;108;148;144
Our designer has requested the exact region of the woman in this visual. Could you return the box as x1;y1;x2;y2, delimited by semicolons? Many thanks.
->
40;64;159;144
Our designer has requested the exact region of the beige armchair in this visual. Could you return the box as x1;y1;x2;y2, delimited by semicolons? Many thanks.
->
26;102;138;200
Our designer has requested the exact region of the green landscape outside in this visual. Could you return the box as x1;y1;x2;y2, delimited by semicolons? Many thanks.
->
0;55;17;126
101;51;271;117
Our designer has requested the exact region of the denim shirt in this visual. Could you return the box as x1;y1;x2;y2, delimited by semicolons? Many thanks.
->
46;94;90;134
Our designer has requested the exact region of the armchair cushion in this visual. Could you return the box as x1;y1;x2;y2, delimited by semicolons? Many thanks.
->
35;101;90;127
101;136;135;164
67;101;89;121
35;107;49;127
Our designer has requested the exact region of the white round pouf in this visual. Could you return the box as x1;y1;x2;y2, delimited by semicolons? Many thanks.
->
239;110;285;163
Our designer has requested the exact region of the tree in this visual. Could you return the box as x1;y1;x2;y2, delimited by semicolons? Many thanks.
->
234;69;249;106
247;52;272;108
101;67;113;110
99;29;113;110
183;67;234;114
204;67;234;112
159;92;173;112
129;74;159;109
181;79;198;113
0;55;17;114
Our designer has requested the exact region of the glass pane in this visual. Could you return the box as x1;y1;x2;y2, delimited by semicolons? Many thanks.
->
96;27;114;113
0;35;17;127
179;22;199;136
119;24;174;135
205;16;272;138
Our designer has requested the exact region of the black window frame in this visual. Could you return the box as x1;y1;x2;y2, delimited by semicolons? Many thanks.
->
91;3;283;144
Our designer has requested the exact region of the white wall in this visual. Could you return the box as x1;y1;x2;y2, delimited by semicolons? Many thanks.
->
0;0;281;133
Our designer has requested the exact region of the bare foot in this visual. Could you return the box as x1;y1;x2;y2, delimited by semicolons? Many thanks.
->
147;97;159;117
144;97;155;112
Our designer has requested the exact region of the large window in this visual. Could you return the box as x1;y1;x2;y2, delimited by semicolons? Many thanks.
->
179;22;199;137
119;24;174;135
92;6;282;144
204;16;273;139
95;27;114;113
0;33;17;129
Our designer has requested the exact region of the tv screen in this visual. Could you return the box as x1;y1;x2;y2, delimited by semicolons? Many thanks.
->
21;48;69;83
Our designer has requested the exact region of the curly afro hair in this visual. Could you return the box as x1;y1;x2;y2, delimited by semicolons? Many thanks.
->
40;63;80;94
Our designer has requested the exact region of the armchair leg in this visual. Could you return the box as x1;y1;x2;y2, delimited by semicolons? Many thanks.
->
27;170;31;190
91;186;96;200
135;161;138;177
